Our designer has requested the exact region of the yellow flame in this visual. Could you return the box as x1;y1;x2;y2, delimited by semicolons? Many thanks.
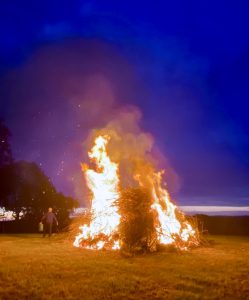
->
74;135;120;249
150;172;197;248
74;135;198;250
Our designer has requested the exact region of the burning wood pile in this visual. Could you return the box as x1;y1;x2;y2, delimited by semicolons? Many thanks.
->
74;129;199;253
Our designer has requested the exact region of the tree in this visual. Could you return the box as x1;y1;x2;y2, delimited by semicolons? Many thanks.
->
53;193;78;228
0;161;78;226
0;119;13;167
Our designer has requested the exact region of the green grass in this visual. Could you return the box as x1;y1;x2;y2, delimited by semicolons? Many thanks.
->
0;234;248;299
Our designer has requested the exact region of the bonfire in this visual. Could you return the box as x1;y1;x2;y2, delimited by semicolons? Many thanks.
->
74;134;199;252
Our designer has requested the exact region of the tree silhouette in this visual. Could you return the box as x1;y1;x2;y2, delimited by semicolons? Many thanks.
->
0;120;78;230
0;161;78;225
0;119;13;167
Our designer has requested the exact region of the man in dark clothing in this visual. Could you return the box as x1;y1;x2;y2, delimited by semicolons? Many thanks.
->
41;207;58;237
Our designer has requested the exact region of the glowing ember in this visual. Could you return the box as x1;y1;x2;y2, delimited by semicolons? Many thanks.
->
74;135;198;250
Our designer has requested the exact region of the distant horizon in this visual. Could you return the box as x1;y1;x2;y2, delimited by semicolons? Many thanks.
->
70;206;249;217
180;206;249;216
1;206;249;221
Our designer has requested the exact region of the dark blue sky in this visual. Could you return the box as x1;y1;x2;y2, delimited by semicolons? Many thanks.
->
1;1;249;206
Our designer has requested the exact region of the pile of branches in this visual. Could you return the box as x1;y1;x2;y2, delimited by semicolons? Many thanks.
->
116;187;157;255
70;188;201;252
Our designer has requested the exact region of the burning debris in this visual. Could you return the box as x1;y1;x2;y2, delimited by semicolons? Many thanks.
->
74;130;199;252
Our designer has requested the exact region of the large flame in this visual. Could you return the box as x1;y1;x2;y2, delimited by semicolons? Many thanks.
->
150;172;197;248
74;135;198;250
73;135;120;249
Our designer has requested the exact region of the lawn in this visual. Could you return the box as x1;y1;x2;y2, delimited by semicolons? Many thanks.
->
0;234;248;299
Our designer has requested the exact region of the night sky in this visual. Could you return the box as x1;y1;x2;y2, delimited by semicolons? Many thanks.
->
1;1;249;207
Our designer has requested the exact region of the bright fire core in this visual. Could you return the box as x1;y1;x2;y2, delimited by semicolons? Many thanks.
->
74;135;198;250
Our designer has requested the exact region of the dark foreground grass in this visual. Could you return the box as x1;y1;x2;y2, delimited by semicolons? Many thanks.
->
0;234;248;299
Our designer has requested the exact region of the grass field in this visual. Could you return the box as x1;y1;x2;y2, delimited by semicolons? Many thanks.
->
0;234;248;299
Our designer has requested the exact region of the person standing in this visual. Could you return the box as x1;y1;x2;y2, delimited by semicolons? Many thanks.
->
41;207;58;237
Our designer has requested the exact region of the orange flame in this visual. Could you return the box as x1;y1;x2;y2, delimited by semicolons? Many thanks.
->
74;135;198;250
150;172;197;248
73;135;120;249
